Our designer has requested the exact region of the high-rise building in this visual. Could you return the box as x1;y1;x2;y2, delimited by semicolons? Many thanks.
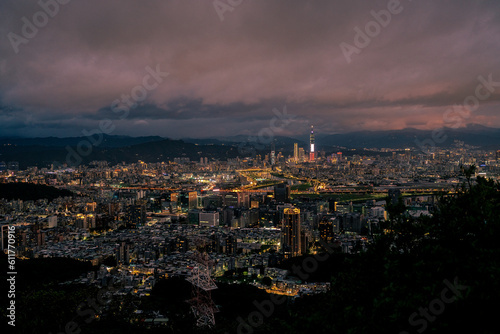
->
328;199;338;212
189;192;198;209
1;223;10;252
188;209;200;224
170;192;179;203
293;143;299;163
281;207;301;258
274;183;290;203
319;219;335;243
388;189;402;205
116;241;130;265
203;194;223;209
496;150;500;161
199;212;219;227
221;208;234;226
237;192;250;208
223;193;238;207
300;230;310;255
223;192;250;208
298;148;305;162
48;216;58;228
224;235;237;255
309;125;315;162
271;141;276;165
174;236;189;253
124;205;146;226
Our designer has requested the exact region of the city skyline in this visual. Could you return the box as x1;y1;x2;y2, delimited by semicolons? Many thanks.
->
2;120;499;333
2;1;500;333
1;1;500;139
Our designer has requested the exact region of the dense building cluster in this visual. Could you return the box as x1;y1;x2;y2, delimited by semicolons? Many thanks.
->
1;143;499;300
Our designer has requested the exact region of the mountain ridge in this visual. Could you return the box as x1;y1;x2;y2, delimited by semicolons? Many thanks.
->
1;124;499;168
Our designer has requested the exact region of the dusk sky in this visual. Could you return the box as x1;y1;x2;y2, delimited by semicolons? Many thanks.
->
1;0;500;139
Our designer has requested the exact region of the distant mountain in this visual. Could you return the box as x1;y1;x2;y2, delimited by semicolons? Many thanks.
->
203;135;308;152
0;135;165;148
1;125;499;168
84;138;241;164
207;125;500;150
197;124;500;154
183;138;229;145
318;124;500;149
0;137;241;168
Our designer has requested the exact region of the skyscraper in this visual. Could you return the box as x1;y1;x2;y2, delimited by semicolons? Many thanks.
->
124;205;146;226
496;150;500;161
274;183;290;203
309;125;315;162
237;192;250;208
298;147;305;162
281;207;301;258
116;241;130;265
294;143;298;163
224;235;237;255
271;141;276;165
319;219;335;243
388;189;402;205
199;211;220;227
189;191;198;209
223;193;238;207
1;223;10;252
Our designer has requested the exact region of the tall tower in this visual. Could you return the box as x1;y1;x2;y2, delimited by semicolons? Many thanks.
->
281;207;301;258
186;242;218;328
309;125;315;162
293;143;298;163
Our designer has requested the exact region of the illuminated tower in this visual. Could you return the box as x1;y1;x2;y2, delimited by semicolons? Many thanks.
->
294;143;298;163
309;125;315;162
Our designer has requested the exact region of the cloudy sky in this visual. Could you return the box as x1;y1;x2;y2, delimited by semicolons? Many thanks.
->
1;0;500;138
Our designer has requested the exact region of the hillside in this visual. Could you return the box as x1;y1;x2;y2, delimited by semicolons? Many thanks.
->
0;183;74;201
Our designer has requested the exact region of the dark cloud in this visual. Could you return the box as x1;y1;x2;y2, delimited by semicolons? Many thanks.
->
1;0;500;138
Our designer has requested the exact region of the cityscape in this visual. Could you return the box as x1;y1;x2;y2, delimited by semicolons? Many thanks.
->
2;1;500;334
